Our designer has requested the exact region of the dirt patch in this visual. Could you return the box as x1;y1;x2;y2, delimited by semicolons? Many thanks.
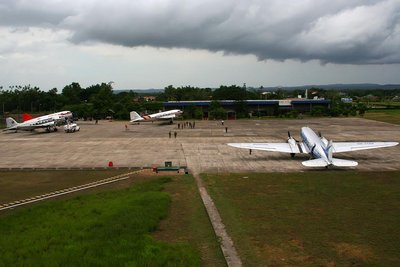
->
334;242;375;262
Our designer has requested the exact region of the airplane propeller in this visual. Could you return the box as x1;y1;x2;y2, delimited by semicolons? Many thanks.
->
287;131;297;142
310;144;316;159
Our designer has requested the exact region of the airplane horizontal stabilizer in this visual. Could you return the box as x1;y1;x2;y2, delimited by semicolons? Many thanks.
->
331;158;358;167
302;158;328;167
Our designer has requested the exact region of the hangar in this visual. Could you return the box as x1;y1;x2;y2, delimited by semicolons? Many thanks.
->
163;99;331;118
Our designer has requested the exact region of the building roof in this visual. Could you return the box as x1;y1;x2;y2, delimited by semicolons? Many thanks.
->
163;99;330;107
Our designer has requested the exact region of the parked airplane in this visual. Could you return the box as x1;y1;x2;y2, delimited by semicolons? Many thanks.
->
130;109;183;124
228;126;398;167
3;111;73;132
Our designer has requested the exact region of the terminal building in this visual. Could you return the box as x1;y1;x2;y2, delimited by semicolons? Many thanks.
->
163;99;331;119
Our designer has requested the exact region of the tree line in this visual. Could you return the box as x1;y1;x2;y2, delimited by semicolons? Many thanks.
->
1;83;399;121
0;83;154;120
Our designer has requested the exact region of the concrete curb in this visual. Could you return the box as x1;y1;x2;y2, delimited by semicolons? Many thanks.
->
193;172;243;267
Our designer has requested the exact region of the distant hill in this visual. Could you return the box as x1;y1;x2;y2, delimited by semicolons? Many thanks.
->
260;84;400;91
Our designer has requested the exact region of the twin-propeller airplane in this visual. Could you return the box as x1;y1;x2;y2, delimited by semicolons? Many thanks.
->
228;127;398;168
130;109;182;124
3;111;73;132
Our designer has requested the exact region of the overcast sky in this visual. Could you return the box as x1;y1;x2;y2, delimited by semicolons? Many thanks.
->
1;0;400;91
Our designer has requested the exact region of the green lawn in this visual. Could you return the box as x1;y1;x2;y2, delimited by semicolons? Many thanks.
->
0;169;129;203
0;177;200;266
203;171;400;266
155;175;227;267
364;109;400;124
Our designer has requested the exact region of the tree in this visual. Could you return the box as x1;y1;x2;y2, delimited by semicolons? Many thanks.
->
311;106;327;117
213;85;247;100
234;101;249;118
209;100;226;119
183;105;203;119
357;103;367;117
62;83;82;104
209;107;226;120
91;83;113;118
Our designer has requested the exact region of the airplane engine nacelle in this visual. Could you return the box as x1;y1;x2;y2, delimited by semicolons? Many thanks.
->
287;137;297;157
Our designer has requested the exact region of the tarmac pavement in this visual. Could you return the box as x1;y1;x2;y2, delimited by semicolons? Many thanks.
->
1;117;399;172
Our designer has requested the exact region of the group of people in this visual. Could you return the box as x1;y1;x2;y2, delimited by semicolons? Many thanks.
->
177;121;195;129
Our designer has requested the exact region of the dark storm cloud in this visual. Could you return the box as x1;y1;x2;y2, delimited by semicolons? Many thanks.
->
2;0;400;64
0;0;74;26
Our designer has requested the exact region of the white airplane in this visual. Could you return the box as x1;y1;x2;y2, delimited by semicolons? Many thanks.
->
228;126;398;168
3;111;73;132
130;109;183;124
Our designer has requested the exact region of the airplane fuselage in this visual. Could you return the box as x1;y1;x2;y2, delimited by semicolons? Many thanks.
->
146;109;182;120
4;111;73;132
130;109;183;123
300;127;330;164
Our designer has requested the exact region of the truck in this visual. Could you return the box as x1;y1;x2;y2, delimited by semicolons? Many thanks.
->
64;123;80;133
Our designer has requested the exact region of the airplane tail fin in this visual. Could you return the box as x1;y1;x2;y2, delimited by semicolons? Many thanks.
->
302;158;329;167
302;157;358;167
22;113;33;121
130;111;143;122
331;158;358;167
6;117;19;128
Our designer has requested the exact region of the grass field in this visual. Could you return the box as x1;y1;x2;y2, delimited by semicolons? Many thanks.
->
364;109;400;124
203;171;400;266
155;175;227;267
0;171;225;266
0;169;129;203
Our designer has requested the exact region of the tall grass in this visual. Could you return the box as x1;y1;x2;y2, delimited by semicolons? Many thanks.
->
0;177;200;266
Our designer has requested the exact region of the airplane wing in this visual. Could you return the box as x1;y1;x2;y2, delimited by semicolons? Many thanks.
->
227;143;301;154
332;141;398;153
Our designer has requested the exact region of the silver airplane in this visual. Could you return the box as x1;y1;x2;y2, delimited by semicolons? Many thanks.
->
3;111;73;132
130;109;183;124
228;126;398;167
